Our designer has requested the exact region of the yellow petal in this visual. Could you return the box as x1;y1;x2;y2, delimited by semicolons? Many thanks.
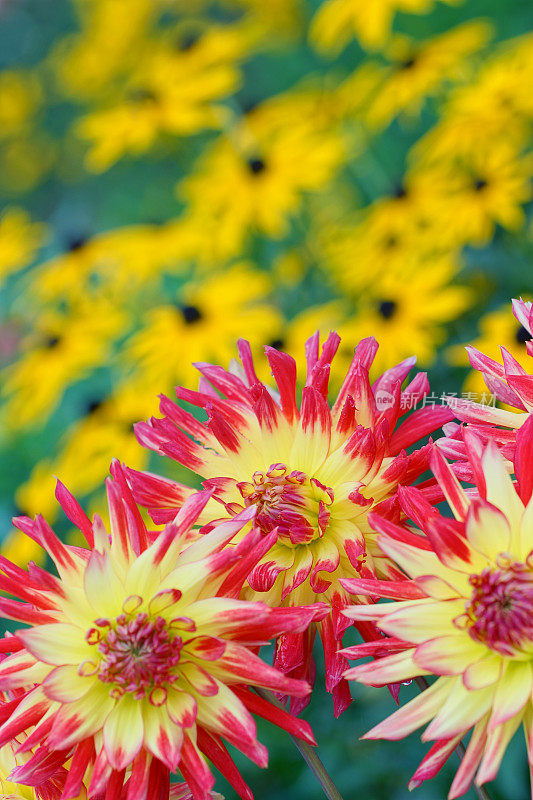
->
103;693;144;771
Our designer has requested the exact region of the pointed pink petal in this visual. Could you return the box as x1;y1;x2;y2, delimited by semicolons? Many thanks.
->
196;727;254;800
515;414;533;503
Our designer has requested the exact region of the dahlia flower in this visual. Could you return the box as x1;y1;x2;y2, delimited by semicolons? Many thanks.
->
0;462;323;800
129;332;452;714
0;729;70;799
342;420;533;797
441;298;533;474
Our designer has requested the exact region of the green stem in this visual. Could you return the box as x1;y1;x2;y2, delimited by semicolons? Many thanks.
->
254;688;345;800
414;678;492;800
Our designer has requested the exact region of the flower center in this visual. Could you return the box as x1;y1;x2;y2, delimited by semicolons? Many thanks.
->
473;178;488;192
180;304;203;325
464;562;533;656
236;462;334;546
516;324;531;344
378;299;397;320
247;156;267;175
175;29;201;51
67;235;89;252
88;612;183;702
398;57;416;70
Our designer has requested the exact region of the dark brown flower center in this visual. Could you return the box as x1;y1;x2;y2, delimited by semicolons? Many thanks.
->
247;157;267;175
516;325;531;344
180;305;203;324
378;300;397;320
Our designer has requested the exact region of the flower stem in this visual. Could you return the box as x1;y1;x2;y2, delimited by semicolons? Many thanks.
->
414;678;492;800
254;688;345;800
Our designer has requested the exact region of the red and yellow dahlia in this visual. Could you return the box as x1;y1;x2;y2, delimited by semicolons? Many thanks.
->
342;420;533;797
128;333;452;714
0;462;323;800
441;298;533;471
0;725;73;799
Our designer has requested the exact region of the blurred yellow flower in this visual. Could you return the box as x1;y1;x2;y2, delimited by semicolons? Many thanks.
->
75;20;259;171
365;21;492;128
414;70;531;164
0;208;47;284
14;381;158;522
180;100;345;260
335;61;387;118
32;220;197;304
317;175;460;294
51;0;157;99
76;100;172;172
271;250;306;287
0;135;56;194
230;0;304;36
413;144;533;246
310;0;464;53
341;255;473;369
0;70;41;138
1;299;127;431
1;525;43;571
125;262;283;391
